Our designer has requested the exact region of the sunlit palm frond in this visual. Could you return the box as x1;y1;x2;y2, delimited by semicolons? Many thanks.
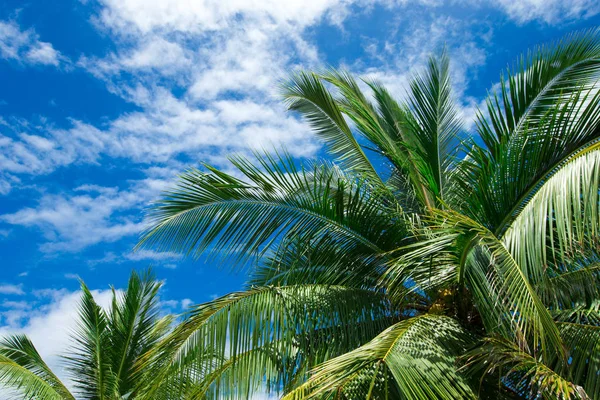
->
478;28;600;157
64;283;115;399
284;314;476;400
404;50;463;206
502;144;600;285
138;152;405;268
458;86;600;233
139;285;392;399
0;357;66;400
383;210;564;361
281;71;383;185
109;269;171;396
0;335;74;400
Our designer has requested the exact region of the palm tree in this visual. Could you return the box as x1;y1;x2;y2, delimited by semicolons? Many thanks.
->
138;29;600;399
0;270;191;399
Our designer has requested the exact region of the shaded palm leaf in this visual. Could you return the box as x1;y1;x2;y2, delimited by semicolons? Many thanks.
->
463;337;588;400
284;315;476;400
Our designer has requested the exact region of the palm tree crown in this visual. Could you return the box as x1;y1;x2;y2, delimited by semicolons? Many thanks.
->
138;28;600;399
0;270;179;400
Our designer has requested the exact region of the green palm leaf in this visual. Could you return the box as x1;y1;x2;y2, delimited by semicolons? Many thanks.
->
281;71;383;185
463;337;588;400
109;270;170;396
383;210;564;361
64;283;115;400
284;315;476;400
557;322;600;398
478;28;600;157
404;50;463;205
0;335;73;400
502;145;600;285
139;285;392;399
137;152;407;267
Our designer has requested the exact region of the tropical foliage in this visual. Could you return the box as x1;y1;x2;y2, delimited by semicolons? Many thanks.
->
0;270;193;399
4;29;600;399
137;28;600;399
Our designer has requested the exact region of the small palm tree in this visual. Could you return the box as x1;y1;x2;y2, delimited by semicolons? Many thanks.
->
0;270;183;399
139;28;600;399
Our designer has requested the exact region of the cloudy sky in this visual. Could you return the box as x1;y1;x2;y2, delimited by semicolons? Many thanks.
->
1;0;600;392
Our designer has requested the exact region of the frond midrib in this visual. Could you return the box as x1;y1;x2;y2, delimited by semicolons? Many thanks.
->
496;136;600;238
142;198;383;253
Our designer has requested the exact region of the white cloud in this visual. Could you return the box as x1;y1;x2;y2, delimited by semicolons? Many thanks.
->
0;119;105;177
181;298;193;309
125;249;182;262
0;173;181;252
80;36;191;77
0;20;62;66
0;284;24;295
495;0;600;24
0;184;147;252
26;41;61;66
0;88;317;196
95;0;355;35
119;37;190;71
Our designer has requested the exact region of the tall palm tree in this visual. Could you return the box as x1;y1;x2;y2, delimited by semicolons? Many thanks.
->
0;270;192;399
138;29;600;399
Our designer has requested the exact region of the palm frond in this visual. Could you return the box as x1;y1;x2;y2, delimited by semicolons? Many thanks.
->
138;285;391;399
463;337;588;400
137;152;407;268
283;314;476;400
108;269;169;396
502;145;600;285
281;71;383;184
0;335;73;400
552;303;600;325
0;357;66;400
404;50;463;205
64;283;115;399
383;210;564;361
366;80;425;210
184;344;290;399
248;233;386;289
557;322;600;398
478;28;600;157
538;263;600;309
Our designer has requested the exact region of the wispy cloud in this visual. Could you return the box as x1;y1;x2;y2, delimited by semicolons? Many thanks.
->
2;0;599;256
1;184;147;252
0;284;24;295
495;0;600;24
0;20;63;66
124;249;182;262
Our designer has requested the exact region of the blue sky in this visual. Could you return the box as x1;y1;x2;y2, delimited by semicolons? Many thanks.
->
1;0;600;389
